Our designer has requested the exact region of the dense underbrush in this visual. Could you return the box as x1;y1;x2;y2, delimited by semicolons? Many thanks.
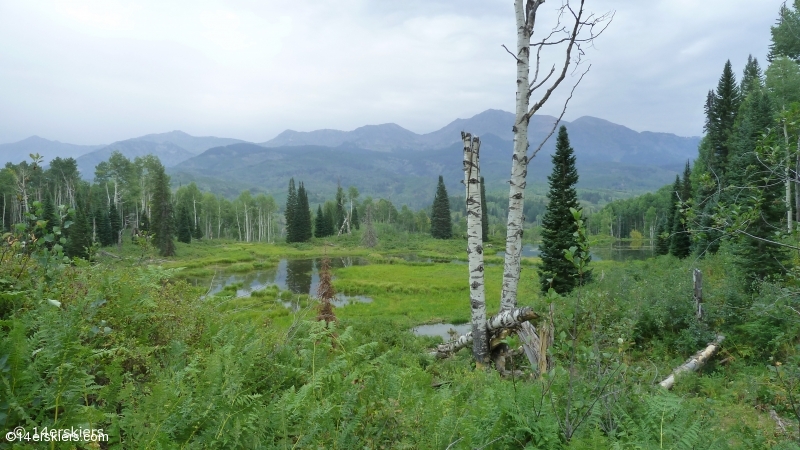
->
2;235;800;448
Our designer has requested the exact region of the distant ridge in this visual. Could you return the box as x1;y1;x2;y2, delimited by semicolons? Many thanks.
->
0;136;104;165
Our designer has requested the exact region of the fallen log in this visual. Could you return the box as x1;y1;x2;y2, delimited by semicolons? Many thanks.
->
431;307;539;358
658;334;725;389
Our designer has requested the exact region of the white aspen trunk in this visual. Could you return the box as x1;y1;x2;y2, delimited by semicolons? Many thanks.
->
463;132;489;365
785;122;793;233
432;307;539;357
193;199;198;227
693;268;703;320
218;201;222;239
659;335;724;389
500;0;534;314
235;204;242;241
244;203;250;242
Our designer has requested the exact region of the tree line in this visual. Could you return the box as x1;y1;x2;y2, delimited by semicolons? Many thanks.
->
588;1;800;285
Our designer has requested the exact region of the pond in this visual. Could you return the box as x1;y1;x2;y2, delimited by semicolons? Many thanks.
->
412;323;471;340
195;256;373;307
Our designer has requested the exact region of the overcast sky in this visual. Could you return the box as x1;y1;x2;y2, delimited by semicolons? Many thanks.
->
0;0;783;145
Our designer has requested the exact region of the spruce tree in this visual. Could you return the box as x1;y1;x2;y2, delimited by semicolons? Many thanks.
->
741;55;764;98
334;184;346;233
109;203;121;246
150;160;176;257
708;61;742;179
480;176;489;242
177;204;192;244
538;126;584;294
669;161;693;258
655;220;671;256
66;198;91;259
285;178;297;243
42;194;56;236
98;208;112;247
430;175;452;239
727;89;787;285
296;182;313;242
314;205;327;238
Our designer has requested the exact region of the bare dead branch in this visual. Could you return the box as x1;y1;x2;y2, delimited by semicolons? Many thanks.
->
502;44;522;63
527;65;591;164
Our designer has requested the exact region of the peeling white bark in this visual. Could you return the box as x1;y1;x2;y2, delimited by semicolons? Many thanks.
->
658;335;725;389
463;132;489;365
432;307;539;358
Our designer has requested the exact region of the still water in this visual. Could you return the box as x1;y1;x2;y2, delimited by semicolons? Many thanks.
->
196;257;372;307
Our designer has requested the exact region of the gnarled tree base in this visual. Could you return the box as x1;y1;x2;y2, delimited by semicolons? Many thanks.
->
431;307;539;359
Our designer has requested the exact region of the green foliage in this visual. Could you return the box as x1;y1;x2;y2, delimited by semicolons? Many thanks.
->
669;161;693;259
539;126;584;294
285;178;297;243
177;203;192;244
430;175;452;239
769;0;800;63
150;160;176;257
66;198;92;260
295;182;313;242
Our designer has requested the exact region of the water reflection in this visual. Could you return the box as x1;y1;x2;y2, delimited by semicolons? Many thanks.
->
413;323;471;340
195;257;372;305
286;259;314;295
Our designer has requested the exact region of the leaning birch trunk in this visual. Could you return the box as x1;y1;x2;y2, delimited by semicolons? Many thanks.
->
432;307;539;358
462;132;489;365
658;335;725;389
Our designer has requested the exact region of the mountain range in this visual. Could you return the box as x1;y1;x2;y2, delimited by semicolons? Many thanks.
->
0;110;701;208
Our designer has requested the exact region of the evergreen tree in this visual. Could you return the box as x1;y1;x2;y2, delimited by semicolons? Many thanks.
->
707;61;742;180
193;220;202;240
655;220;671;256
670;162;693;258
741;55;764;98
351;205;360;230
285;178;297;243
334;184;346;233
314;205;327;238
98;208;112;247
538;126;584;294
480;176;489;242
109;203;121;246
151;160;176;257
727;89;787;286
42;194;56;236
66;198;91;259
430;175;452;239
295;182;313;242
177;204;192;244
